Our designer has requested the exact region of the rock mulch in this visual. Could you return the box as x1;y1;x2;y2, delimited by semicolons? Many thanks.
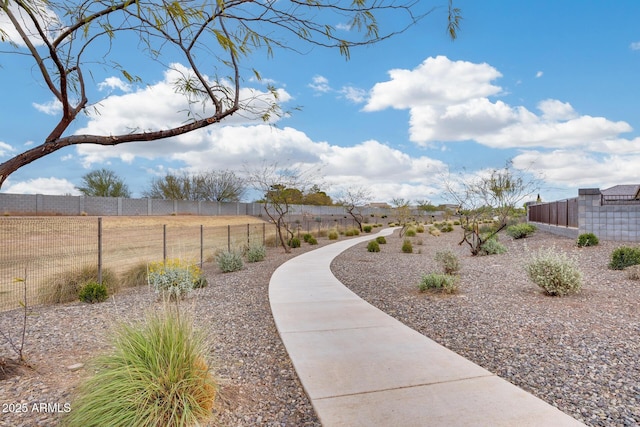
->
331;228;640;427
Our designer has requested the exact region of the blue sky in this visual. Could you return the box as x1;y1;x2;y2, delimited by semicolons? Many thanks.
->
1;0;640;205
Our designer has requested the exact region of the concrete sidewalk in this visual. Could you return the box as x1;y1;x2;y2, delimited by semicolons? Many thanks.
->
269;228;586;426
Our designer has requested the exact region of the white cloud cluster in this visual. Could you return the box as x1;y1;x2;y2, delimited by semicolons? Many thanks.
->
364;55;640;188
3;177;80;195
0;0;61;47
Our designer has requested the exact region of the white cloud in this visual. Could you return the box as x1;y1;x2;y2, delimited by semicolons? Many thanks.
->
98;77;132;93
0;141;15;157
340;86;367;103
630;41;640;50
33;98;62;115
309;75;332;93
363;55;634;152
3;177;80;195
0;1;61;47
536;71;544;78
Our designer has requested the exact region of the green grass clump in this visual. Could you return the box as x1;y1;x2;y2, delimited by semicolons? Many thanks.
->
609;246;640;270
328;230;339;240
78;281;108;304
120;262;149;288
416;225;425;233
418;273;458;294
434;250;460;275
506;223;537;239
367;241;380;252
246;244;267;263
302;233;313;243
64;309;217;427
363;225;372;233
215;251;244;273
401;239;413;253
288;237;301;248
405;227;417;237
577;233;599;247
376;236;387;244
525;247;582;296
306;236;318;245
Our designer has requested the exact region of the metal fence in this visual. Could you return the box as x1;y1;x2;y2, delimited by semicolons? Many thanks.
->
527;198;579;228
0;216;363;312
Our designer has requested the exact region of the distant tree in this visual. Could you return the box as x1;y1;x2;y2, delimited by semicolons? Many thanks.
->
391;198;414;237
303;185;334;206
338;187;371;232
0;0;460;189
144;170;246;201
77;168;130;198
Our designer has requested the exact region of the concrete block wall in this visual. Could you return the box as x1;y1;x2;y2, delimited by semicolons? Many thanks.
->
578;188;640;242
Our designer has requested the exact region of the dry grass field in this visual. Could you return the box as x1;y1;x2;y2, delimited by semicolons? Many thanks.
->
0;215;271;311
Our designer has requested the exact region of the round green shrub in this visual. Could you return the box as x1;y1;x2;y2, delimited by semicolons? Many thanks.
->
506;223;537;239
288;237;301;248
577;233;599;247
307;236;318;245
525;247;582;296
246;244;267;263
401;239;413;253
434;250;460;275
79;281;108;304
376;236;387;244
405;227;417;237
363;225;373;233
440;223;454;233
367;240;380;252
215;251;244;273
418;273;458;294
416;225;425;233
328;230;339;240
478;238;507;256
609;246;640;270
302;233;313;243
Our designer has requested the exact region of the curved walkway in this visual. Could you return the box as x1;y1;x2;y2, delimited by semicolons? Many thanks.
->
269;228;586;426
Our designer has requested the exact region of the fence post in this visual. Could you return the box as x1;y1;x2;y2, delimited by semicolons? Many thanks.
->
200;225;204;268
227;225;231;252
98;217;103;285
247;223;250;248
163;224;167;263
262;223;266;246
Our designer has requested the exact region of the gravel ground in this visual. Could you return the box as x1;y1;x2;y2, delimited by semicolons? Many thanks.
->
0;240;326;427
331;228;640;427
1;226;639;426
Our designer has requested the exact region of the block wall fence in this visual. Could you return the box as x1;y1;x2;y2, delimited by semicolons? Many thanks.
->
528;188;640;242
0;192;401;220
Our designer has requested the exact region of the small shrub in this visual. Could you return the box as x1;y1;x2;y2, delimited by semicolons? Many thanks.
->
307;236;318;245
78;281;108;304
344;229;356;236
429;227;441;237
506;223;537;239
317;229;328;237
577;233;599;247
246;244;267;263
440;223;454;233
288;237;301;248
363;225;373;233
376;236;387;244
416;225;425;233
215;251;244;273
405;227;417;237
44;266;117;304
418;273;458;294
626;265;640;280
401;239;413;253
609;246;640;270
367;241;381;252
65;310;216;427
478;238;507;256
148;259;205;298
120;262;149;288
328;230;339;240
435;250;460;275
525;247;582;296
302;233;313;243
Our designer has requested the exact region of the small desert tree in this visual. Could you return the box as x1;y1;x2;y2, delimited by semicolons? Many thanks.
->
248;163;317;253
445;161;539;255
144;170;245;201
391;198;414;237
338;186;371;232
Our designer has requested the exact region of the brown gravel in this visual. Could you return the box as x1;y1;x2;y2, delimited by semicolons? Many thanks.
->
331;228;640;427
1;227;639;427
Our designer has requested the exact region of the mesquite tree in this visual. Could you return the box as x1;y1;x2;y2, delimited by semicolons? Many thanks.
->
0;0;461;189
